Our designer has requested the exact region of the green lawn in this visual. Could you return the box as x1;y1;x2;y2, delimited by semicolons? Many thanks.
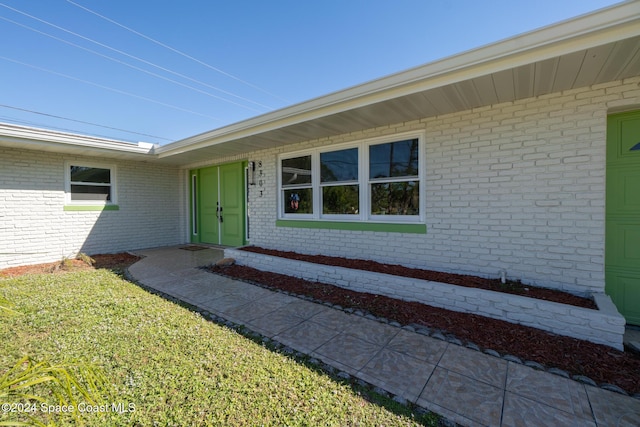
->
0;269;436;426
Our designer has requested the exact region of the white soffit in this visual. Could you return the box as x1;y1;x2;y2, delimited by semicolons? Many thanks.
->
157;1;640;165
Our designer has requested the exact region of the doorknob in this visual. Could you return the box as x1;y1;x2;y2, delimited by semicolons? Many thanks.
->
219;206;223;223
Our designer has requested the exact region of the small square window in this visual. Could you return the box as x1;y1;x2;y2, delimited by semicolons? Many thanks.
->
66;163;116;205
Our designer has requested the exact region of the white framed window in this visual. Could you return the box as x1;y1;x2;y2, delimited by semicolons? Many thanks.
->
281;154;313;217
278;131;425;223
368;138;420;218
65;162;116;205
320;146;360;219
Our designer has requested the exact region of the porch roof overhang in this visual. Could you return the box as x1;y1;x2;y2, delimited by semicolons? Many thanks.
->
155;1;640;166
0;2;638;166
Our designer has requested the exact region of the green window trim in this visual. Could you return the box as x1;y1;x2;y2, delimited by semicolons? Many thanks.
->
63;205;120;211
276;219;426;234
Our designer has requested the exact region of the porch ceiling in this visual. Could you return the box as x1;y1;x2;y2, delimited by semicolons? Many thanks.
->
155;2;640;166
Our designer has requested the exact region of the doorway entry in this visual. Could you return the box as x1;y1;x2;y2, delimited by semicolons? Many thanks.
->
606;110;640;325
190;161;247;247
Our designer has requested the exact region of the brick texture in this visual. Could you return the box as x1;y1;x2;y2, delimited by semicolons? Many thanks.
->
0;147;185;268
227;248;625;349
3;76;639;297
239;77;640;296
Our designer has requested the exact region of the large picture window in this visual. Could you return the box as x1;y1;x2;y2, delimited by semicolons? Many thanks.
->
65;163;116;205
278;133;424;223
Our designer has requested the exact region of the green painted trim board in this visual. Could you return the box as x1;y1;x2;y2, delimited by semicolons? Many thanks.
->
276;219;426;234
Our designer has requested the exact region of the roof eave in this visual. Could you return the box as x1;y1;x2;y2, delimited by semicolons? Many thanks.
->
156;1;640;159
0;123;156;159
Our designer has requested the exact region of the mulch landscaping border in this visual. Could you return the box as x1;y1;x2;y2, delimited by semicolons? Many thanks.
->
206;262;640;397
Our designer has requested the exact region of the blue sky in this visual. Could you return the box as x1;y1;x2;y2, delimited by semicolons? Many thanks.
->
0;0;621;144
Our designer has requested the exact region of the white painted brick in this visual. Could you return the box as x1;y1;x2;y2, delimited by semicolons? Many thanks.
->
227;249;624;349
205;78;640;300
505;312;538;324
0;147;186;268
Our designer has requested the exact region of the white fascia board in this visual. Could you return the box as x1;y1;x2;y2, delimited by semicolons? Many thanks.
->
157;1;640;158
0;123;155;155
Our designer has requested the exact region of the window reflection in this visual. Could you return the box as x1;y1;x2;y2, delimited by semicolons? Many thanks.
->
369;139;419;179
321;148;358;182
281;156;312;186
70;166;111;183
371;182;419;216
69;165;112;202
322;185;359;215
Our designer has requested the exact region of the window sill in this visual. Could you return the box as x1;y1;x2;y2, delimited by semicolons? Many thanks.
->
276;219;426;234
64;205;119;211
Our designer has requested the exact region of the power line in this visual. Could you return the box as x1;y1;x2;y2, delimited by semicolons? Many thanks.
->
66;0;290;103
0;2;274;111
0;15;266;114
0;104;173;141
0;55;222;120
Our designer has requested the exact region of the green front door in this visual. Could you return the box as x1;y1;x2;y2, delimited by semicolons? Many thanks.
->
219;163;245;247
198;166;220;244
191;162;246;246
606;111;640;325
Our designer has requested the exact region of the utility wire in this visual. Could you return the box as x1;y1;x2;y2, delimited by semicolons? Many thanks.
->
0;104;173;141
0;2;274;111
0;15;265;113
0;55;222;120
66;0;290;104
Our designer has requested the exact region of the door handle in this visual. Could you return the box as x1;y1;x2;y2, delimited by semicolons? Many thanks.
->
219;206;223;223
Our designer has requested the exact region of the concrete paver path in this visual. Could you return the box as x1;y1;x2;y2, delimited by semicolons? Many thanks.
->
128;246;640;427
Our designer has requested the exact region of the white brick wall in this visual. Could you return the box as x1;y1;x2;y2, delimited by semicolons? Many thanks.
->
227;248;625;349
0;147;186;268
237;77;640;296
6;76;637;292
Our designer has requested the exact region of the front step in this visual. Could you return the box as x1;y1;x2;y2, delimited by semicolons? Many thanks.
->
226;247;625;350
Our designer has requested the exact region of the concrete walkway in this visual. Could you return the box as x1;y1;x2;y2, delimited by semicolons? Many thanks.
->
127;245;640;427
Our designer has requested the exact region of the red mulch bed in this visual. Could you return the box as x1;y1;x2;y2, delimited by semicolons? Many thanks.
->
0;253;141;277
241;246;596;309
208;262;640;395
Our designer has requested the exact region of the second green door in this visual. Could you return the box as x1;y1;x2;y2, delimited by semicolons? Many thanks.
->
606;111;640;325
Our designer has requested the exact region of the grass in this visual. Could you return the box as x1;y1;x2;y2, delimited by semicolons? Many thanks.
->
0;269;437;426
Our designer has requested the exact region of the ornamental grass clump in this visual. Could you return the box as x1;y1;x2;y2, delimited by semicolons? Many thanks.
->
0;294;106;427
